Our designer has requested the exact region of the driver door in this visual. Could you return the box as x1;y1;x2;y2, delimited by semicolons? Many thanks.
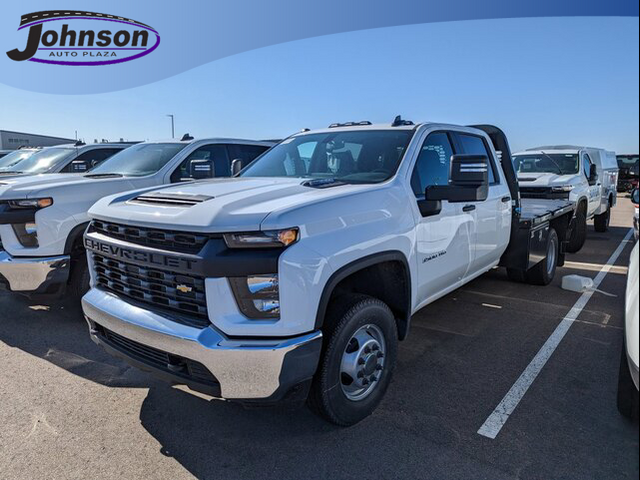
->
582;153;600;217
411;131;475;303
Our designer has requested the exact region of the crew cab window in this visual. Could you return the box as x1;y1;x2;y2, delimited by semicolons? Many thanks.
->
410;132;454;196
171;144;229;182
60;148;123;173
456;134;499;184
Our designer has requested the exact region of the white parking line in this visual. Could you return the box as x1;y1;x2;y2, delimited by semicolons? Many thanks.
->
477;229;634;440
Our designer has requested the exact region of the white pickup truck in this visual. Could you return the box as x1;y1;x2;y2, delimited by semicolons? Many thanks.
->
0;137;273;297
0;142;133;178
81;120;576;425
0;147;41;172
513;146;619;252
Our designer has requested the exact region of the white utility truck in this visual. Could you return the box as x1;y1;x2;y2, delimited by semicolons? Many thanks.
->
81;119;577;425
513;146;619;252
0;137;273;297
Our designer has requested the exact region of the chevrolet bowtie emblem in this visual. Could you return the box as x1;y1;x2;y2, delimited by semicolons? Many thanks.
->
176;284;193;294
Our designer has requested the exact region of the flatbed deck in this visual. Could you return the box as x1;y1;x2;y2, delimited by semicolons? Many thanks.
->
519;198;575;227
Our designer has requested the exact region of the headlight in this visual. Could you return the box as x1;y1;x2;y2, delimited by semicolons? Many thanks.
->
12;222;39;247
7;198;53;209
224;228;299;249
229;274;280;319
551;185;575;192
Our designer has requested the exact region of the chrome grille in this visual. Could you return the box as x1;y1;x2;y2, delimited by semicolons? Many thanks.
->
90;220;211;254
93;253;209;328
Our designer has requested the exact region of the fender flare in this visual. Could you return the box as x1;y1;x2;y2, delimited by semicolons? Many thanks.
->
64;222;91;256
313;250;412;340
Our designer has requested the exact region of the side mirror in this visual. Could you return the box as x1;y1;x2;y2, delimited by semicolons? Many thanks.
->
588;164;598;185
71;160;90;173
632;188;639;205
231;158;243;176
426;154;489;203
189;159;214;180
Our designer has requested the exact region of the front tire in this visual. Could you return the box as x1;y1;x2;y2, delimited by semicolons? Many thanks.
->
67;251;90;298
617;339;639;422
567;206;587;253
308;295;398;426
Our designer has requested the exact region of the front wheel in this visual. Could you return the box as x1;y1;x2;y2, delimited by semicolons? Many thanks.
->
567;207;587;253
617;339;639;421
308;295;398;426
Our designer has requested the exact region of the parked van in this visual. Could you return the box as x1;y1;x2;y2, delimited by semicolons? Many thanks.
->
513;146;618;252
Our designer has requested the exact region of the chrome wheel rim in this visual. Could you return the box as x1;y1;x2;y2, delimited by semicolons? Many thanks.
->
340;324;386;401
547;238;557;277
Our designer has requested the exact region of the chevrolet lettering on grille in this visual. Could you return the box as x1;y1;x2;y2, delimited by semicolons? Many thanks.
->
84;237;197;271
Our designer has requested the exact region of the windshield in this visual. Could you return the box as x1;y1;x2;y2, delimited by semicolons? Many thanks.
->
617;155;639;168
0;149;38;171
88;143;187;177
1;147;74;174
239;130;414;184
513;153;579;175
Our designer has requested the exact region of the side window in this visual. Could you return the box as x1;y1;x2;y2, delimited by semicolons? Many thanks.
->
61;148;122;173
582;154;592;179
228;144;270;164
171;144;229;182
456;134;499;184
410;132;454;197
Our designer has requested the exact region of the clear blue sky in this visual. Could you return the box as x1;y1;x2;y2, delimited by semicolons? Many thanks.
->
0;17;638;153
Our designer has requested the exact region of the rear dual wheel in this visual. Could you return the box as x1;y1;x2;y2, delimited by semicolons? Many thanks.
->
507;227;559;286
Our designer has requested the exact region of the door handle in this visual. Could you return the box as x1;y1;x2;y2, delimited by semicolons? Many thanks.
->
462;204;476;212
501;196;511;203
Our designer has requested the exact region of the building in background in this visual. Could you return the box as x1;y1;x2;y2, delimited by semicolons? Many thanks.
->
0;130;75;150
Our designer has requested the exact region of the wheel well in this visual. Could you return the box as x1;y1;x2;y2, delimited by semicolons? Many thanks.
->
316;254;412;340
577;198;588;214
64;222;90;257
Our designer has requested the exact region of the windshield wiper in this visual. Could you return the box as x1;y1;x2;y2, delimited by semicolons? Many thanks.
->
84;173;124;178
540;151;564;175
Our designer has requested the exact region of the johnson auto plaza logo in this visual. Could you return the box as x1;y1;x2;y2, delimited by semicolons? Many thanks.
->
6;10;159;66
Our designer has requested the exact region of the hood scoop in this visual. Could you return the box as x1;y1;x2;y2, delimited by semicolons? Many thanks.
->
131;192;214;207
517;177;537;182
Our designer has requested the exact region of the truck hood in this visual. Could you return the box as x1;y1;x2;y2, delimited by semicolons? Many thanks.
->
89;177;378;233
0;174;89;198
517;172;580;188
0;173;147;206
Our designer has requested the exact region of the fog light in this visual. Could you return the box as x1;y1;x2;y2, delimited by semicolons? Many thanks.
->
12;223;38;248
25;222;37;235
229;275;280;319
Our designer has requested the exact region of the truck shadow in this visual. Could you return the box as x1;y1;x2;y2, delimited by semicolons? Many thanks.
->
0;292;152;389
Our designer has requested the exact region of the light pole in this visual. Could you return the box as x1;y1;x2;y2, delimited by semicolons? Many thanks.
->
166;114;175;138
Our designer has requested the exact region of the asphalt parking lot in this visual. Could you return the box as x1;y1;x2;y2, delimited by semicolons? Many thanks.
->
0;196;638;480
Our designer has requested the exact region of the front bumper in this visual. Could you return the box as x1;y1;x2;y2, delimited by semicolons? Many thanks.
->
81;288;323;401
0;250;70;293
